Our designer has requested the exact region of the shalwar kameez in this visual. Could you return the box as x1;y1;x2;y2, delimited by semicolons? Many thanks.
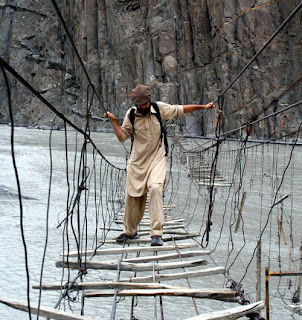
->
120;101;184;236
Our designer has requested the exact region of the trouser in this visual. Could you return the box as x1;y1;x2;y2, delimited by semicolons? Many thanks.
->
123;183;164;237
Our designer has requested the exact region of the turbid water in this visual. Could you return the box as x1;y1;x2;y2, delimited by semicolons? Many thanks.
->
1;125;301;319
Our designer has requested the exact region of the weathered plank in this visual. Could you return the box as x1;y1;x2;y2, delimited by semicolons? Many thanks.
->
59;251;210;267
105;233;199;244
269;271;302;277
285;304;302;315
185;301;264;319
103;225;185;232
138;224;185;230
0;297;95;320
122;250;211;263
33;281;183;291
63;243;198;257
120;267;225;283
137;230;188;236
83;288;236;301
113;219;185;225
56;258;208;272
198;182;232;187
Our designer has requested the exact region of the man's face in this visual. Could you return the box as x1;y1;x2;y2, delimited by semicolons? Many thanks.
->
137;101;150;109
137;100;151;115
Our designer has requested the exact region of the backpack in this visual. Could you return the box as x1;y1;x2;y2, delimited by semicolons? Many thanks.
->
129;102;169;156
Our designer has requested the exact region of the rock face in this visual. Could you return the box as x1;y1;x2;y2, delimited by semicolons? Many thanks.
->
0;0;301;138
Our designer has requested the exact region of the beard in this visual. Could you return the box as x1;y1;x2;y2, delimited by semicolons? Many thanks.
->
137;105;151;116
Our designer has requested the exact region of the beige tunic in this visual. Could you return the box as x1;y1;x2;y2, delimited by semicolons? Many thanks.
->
121;101;184;197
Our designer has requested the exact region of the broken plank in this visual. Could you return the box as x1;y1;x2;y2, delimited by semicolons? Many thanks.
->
105;233;199;244
33;281;183;291
185;301;264;319
56;258;208;272
0;297;95;320
120;267;225;283
83;288;236;301
63;243;198;257
285;304;302;315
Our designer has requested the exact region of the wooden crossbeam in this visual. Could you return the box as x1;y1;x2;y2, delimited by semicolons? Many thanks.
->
113;219;185;225
120;267;225;283
185;301;264;319
63;243;198;257
105;233;199;244
104;225;185;232
285;304;302;315
117;215;178;222
33;281;183;291
56;258;208;272
117;250;211;263
190;177;226;182
198;182;232;187
83;288;236;301
269;271;302;277
0;297;95;320
60;251;210;266
138;224;185;230
137;230;188;236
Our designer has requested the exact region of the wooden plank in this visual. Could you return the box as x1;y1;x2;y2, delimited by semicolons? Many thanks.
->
137;230;188;236
120;267;225;283
33;281;184;291
113;219;185;225
61;250;210;266
137;224;186;230
64;243;198;257
120;250;211;263
56;258;208;272
105;233;199;244
0;297;95;320
198;182;232;187
104;225;185;232
269;271;302;277
116;216;175;221
83;288;236;301
285;304;302;315
185;301;264;319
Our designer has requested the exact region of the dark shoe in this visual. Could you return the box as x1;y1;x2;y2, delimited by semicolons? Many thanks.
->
151;235;163;246
116;232;139;243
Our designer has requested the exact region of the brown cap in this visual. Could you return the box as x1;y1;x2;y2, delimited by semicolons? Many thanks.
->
130;85;151;105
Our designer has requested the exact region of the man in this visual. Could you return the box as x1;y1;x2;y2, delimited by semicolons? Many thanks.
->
105;84;214;246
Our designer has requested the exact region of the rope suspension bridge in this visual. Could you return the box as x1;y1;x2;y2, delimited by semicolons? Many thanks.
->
0;1;302;319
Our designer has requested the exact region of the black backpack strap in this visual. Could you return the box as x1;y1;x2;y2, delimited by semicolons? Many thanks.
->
151;102;169;156
129;107;136;154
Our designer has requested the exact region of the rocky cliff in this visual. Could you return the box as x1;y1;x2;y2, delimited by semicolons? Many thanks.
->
0;0;301;139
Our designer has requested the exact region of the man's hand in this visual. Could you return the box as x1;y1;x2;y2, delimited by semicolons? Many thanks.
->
104;111;118;121
183;102;216;113
205;102;215;109
104;111;123;142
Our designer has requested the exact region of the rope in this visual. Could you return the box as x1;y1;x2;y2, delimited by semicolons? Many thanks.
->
0;61;32;320
49;0;108;115
0;57;125;171
182;1;302;137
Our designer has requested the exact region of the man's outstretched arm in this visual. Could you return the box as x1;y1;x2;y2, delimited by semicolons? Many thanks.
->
104;112;123;142
183;102;215;113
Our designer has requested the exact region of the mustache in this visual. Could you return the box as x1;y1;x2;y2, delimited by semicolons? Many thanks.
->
137;106;151;115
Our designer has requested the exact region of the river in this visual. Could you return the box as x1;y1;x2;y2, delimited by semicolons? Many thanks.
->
0;124;301;319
